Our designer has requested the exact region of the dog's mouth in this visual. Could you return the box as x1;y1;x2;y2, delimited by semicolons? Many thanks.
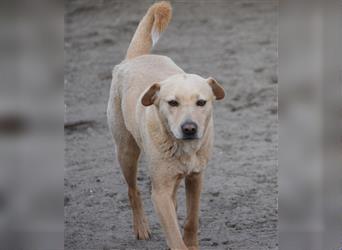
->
181;135;199;141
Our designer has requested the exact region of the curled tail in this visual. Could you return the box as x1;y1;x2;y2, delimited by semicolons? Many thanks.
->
125;1;172;60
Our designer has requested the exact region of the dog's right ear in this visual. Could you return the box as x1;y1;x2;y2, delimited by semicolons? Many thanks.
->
141;83;160;106
207;77;225;100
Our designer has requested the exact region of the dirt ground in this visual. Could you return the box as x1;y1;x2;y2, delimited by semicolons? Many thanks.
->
64;0;278;249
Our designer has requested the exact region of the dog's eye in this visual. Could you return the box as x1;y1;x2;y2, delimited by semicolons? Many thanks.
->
168;100;179;107
196;100;207;106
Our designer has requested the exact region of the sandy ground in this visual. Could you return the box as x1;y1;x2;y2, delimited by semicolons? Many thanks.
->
65;0;278;249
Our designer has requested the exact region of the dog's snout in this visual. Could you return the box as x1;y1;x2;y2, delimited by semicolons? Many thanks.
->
181;122;198;137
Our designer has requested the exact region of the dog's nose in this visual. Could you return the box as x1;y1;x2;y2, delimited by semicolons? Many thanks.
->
181;122;197;137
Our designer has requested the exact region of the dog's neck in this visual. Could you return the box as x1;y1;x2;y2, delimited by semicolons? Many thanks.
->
147;108;211;168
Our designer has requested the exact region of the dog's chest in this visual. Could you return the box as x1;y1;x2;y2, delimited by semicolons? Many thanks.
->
174;144;208;174
179;155;203;174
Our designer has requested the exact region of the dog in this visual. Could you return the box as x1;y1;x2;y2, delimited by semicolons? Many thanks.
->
107;2;225;249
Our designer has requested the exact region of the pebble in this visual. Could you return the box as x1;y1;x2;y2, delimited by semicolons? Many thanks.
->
270;74;278;84
64;196;70;206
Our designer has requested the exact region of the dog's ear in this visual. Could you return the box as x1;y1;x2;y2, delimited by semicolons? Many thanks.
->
141;83;161;106
207;77;225;100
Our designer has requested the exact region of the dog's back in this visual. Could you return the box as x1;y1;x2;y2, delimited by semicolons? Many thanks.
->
108;1;182;145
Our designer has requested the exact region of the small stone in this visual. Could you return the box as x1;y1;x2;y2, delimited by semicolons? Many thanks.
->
105;192;116;198
265;137;272;142
201;238;211;242
211;192;220;197
64;196;70;206
271;74;278;84
254;67;265;73
269;106;278;115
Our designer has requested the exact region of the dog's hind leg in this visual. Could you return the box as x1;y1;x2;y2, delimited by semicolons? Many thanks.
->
108;96;151;240
116;134;151;240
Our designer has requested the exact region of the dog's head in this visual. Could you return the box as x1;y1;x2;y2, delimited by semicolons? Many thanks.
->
141;74;225;140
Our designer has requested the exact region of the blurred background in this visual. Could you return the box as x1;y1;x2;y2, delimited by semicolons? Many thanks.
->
0;0;63;249
279;0;342;249
0;0;340;249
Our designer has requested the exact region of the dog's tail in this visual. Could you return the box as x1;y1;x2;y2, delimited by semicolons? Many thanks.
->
125;1;172;60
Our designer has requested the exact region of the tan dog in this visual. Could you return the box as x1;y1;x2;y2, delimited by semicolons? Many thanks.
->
107;2;225;249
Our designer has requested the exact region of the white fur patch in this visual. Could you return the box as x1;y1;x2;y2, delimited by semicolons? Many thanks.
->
151;26;160;47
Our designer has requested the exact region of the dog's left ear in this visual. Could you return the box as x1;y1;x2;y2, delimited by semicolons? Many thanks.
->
141;83;161;106
207;77;225;100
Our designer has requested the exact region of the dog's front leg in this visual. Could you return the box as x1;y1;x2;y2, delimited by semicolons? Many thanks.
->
183;172;202;250
151;173;188;250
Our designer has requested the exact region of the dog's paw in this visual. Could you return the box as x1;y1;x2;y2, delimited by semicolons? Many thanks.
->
133;218;151;240
136;229;151;240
